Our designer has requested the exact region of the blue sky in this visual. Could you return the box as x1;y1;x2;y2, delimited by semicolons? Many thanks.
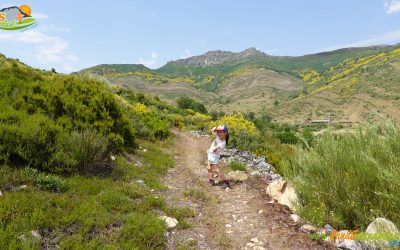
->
1;0;400;72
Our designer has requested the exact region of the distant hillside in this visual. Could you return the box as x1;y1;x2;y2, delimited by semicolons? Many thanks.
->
274;46;400;122
77;45;400;122
79;64;151;75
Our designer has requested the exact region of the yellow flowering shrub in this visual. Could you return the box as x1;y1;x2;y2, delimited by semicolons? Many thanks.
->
298;68;322;84
209;113;258;149
210;113;257;137
132;103;148;113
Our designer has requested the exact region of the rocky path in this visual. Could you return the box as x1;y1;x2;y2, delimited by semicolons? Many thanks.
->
163;131;335;250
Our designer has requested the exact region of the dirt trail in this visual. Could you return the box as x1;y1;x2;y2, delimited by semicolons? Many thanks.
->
163;131;334;250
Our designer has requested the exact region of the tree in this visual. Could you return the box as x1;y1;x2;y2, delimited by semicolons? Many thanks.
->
176;96;208;114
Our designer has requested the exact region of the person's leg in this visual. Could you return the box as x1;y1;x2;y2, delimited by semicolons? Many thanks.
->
213;164;230;188
207;163;215;186
207;163;213;179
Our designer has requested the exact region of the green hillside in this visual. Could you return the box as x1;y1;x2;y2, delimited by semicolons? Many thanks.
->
156;46;391;91
80;64;152;75
274;46;400;122
77;45;400;122
0;54;211;249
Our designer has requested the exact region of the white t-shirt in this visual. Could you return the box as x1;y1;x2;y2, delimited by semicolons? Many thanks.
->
208;137;226;159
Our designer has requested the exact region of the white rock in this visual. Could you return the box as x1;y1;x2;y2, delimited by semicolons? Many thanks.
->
266;179;286;200
258;209;263;214
0;191;2;197
250;170;261;176
254;247;267;250
334;230;363;250
160;216;178;228
110;155;116;161
225;224;232;228
19;185;28;190
335;240;363;250
300;224;317;233
364;217;399;249
246;242;255;247
366;217;398;234
30;230;41;239
143;149;147;152
323;224;334;235
227;170;248;182
277;184;299;211
250;237;259;243
290;214;302;223
136;180;145;185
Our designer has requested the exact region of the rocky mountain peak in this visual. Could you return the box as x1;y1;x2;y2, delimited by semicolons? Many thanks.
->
172;48;267;67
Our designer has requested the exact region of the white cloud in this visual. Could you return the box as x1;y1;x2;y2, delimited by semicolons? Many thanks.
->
137;51;158;67
32;12;49;19
0;29;77;71
181;49;192;59
385;0;400;14
317;29;400;52
0;3;13;9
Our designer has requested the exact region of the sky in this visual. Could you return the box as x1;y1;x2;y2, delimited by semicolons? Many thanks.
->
1;0;400;72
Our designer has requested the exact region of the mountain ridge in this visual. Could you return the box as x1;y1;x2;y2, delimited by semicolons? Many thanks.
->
75;44;400;122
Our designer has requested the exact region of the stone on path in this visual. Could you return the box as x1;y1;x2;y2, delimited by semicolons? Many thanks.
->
160;216;178;228
277;185;299;211
290;214;302;223
266;179;286;200
266;179;299;211
300;224;317;233
250;237;259;243
333;230;363;250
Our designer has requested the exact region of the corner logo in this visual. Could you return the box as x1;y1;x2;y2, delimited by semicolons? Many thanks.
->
0;5;38;31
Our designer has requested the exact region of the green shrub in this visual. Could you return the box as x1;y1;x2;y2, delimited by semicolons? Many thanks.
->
24;167;67;192
282;121;400;229
184;113;212;131
52;130;113;174
35;174;67;193
0;61;136;171
0;110;61;169
177;96;208;114
229;161;247;171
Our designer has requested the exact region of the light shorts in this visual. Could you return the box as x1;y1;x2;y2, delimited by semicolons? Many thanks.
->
207;151;220;164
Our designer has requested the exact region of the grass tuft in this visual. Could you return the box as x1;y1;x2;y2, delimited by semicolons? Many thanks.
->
229;161;247;171
282;120;400;229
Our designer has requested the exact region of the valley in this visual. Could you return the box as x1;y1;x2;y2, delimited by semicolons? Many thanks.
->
79;45;400;123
